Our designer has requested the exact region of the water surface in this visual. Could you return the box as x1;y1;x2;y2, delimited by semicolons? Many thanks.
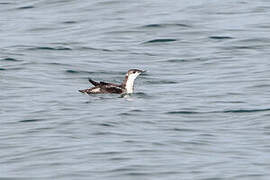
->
1;0;270;179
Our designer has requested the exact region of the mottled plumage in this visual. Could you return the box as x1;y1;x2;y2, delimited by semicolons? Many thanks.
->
79;69;144;94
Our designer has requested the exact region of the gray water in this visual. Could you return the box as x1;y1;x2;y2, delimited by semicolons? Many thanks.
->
1;0;270;179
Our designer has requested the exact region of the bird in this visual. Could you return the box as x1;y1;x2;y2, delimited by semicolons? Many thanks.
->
79;69;145;94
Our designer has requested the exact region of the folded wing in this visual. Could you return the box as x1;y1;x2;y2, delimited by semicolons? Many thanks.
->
88;78;100;86
80;79;123;94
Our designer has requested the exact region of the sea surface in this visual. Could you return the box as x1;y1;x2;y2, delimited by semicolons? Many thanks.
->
1;0;270;179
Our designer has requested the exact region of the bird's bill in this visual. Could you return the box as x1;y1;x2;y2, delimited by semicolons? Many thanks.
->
138;70;146;73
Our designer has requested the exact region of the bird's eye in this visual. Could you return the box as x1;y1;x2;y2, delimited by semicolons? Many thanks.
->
133;71;136;74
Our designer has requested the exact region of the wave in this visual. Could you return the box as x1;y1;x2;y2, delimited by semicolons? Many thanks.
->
28;46;72;51
141;23;191;28
1;57;21;62
17;6;35;10
19;119;43;123
167;108;270;114
209;36;233;40
144;39;177;44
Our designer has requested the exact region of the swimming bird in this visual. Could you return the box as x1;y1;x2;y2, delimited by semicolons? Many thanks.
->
79;69;145;94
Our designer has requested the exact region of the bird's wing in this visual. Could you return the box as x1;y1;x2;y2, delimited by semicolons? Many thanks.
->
88;78;100;86
100;84;123;94
86;79;123;93
79;86;101;94
100;81;121;87
79;84;123;94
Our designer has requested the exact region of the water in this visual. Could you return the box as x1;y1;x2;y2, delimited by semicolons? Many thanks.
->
1;0;270;179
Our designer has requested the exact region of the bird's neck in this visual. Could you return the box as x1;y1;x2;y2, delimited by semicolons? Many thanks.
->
122;75;135;94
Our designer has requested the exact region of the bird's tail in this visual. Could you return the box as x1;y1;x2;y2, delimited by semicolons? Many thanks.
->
78;89;87;93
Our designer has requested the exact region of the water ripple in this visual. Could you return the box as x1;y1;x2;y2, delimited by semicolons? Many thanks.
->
1;57;22;62
17;6;35;10
62;21;77;24
146;80;178;84
28;46;72;51
167;108;270;114
141;23;192;28
19;119;44;123
209;36;233;40
144;39;177;44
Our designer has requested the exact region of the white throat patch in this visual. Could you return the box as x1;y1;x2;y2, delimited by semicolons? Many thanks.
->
125;72;140;94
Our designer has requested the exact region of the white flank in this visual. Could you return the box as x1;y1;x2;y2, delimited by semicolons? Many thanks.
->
91;87;100;93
